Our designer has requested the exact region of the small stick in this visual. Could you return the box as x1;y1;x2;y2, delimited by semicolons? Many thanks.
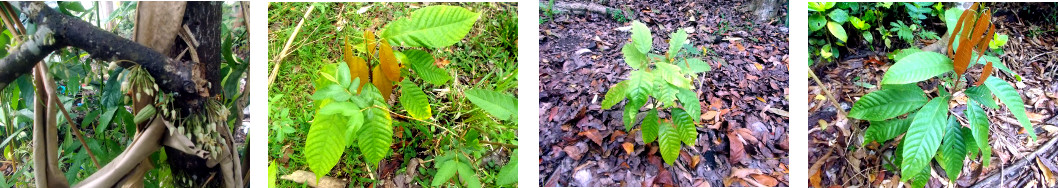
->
268;5;314;88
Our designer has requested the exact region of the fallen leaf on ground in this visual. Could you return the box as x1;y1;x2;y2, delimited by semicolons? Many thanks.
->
750;174;779;186
281;170;348;188
728;132;746;164
701;111;719;120
578;129;605;146
622;142;635;155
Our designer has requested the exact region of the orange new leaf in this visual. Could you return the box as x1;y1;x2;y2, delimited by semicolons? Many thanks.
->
365;30;376;60
378;39;401;81
975;61;993;86
345;38;370;93
372;65;393;101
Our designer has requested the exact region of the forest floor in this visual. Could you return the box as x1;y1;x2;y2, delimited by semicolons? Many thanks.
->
807;3;1058;187
538;0;790;186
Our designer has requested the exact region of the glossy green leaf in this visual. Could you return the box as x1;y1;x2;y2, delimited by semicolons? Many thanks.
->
849;88;928;121
966;100;992;167
305;111;346;182
900;96;949;182
465;89;518;121
850;16;870;30
641;109;659;143
984;77;1035;140
399;80;432;120
863;114;913;145
658;123;680;165
623;102;639;132
381;5;480;48
676;88;701;122
677;58;711;74
965;86;999;109
626;70;653;109
808;2;835;12
268;161;277;188
881;51;953;84
601;80;629;110
672;108;697;145
828;9;849;24
622;43;648;70
809;14;826;32
631;21;653;54
405;50;451;85
653;82;679;108
457;161;481;188
989;34;1008;49
827;21;848;43
667;29;688;58
359;85;393;167
937;117;966;183
655;63;691;89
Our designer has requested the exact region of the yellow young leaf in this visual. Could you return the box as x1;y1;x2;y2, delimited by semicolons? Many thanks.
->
365;30;376;60
345;38;370;93
379;39;402;81
372;65;393;101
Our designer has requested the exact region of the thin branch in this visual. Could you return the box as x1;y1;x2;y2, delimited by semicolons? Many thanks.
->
809;68;846;118
478;140;518;149
36;66;99;168
268;4;314;88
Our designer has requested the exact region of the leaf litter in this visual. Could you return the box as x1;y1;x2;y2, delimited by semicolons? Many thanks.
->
539;0;789;186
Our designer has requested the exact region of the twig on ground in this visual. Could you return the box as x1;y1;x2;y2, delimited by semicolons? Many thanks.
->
268;5;314;88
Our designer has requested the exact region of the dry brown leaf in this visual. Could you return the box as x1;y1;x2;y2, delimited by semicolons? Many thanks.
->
750;174;779;187
809;168;822;188
578;129;604;146
622;142;635;155
701;111;719;120
728;132;746;163
691;155;701;168
734;41;746;52
753;62;764;71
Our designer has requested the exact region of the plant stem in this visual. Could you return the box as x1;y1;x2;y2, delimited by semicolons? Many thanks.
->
479;140;517;149
809;68;846;118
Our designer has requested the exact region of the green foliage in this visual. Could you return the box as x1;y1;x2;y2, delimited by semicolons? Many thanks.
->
602;20;708;165
465;89;518;121
381;5;481;48
808;2;945;63
850;5;1033;184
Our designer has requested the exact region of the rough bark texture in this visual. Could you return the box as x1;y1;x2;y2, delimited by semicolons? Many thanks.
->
0;2;202;103
746;0;783;23
171;1;223;97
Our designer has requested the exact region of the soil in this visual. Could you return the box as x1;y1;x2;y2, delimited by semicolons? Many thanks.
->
538;0;790;186
807;3;1058;187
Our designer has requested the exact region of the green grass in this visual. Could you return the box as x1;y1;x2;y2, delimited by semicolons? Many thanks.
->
268;2;518;187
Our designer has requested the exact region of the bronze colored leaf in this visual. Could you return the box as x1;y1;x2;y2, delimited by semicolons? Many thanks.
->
345;38;370;93
948;9;973;57
372;65;393;101
976;61;993;86
977;22;996;55
378;39;402;81
969;10;991;46
622;142;634;155
953;33;974;79
365;30;376;60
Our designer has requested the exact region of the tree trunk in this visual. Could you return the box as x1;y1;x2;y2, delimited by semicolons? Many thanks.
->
745;0;783;23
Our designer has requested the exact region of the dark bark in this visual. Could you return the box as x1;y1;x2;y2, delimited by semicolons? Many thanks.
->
0;2;201;102
174;1;223;97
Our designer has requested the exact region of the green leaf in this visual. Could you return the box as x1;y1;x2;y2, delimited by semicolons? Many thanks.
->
900;96;949;182
623;103;640;132
496;150;518;185
809;14;827;32
676;58;711;74
622;43;648;70
944;7;963;36
828;9;849;24
640;109;659;143
984;77;1035;141
910;165;930;188
989;34;1009;49
848;88;928;121
937;117;966;183
676;88;701;122
667;29;688;58
465;89;518;121
457;161;481;188
337;62;352;88
965;86;999;109
655;63;691;89
864;114;913;145
966;100;992;167
602;80;630;110
631;21;653;54
432;160;459;186
305;111;347;182
268;161;277;188
380;5;480;48
404;50;451;85
881;51;953;85
672;108;697;145
653;82;679;108
850;16;870;30
658;123;680;165
889;48;923;63
808;2;835;12
399;80;432;120
827;21;848;43
626;70;653;109
359;85;394;167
